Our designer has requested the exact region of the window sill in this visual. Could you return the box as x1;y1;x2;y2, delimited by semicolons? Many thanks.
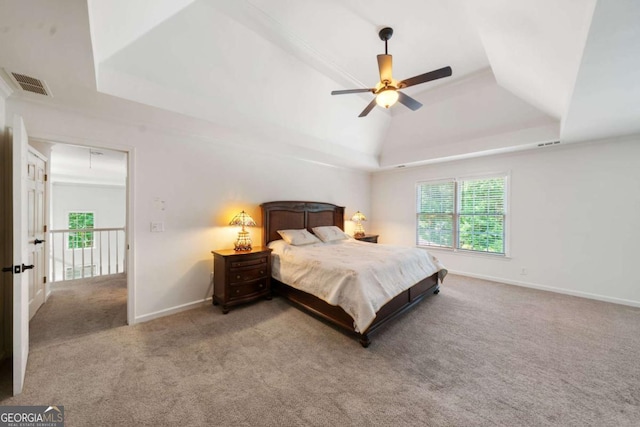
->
417;246;512;260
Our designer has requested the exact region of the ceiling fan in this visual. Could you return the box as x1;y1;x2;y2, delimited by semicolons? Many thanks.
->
331;27;452;117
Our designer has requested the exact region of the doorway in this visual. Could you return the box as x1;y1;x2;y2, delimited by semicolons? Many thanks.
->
32;143;129;342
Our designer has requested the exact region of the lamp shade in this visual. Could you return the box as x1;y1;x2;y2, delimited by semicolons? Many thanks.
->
229;210;256;251
228;210;256;227
351;211;367;222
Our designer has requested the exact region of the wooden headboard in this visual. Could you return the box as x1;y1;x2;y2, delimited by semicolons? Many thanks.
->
261;201;345;245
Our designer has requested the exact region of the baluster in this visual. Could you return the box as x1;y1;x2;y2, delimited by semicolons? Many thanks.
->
108;230;111;275
81;232;85;278
71;231;75;279
51;232;56;282
62;232;66;280
115;230;119;273
99;231;103;276
90;230;94;277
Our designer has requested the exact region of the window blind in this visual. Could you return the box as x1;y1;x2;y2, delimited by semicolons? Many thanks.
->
416;176;507;254
458;177;505;254
416;181;455;248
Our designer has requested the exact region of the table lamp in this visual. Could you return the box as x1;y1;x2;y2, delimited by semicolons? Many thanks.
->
351;211;367;238
229;210;256;251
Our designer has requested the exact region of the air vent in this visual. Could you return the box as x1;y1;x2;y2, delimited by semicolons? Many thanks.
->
537;141;560;148
10;72;51;96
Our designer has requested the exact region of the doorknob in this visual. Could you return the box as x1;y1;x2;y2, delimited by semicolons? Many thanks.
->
21;264;34;272
33;238;45;245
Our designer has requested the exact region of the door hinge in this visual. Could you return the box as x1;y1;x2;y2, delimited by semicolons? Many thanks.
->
44;174;48;181
44;225;47;232
44;276;47;284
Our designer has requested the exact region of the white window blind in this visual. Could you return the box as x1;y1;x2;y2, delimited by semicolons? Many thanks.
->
417;176;507;254
458;177;505;254
416;181;455;248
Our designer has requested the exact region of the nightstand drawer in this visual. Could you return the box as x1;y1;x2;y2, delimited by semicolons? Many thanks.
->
229;265;268;284
229;279;268;299
230;257;267;269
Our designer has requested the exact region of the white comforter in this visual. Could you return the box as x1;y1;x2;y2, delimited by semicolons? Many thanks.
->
268;238;447;333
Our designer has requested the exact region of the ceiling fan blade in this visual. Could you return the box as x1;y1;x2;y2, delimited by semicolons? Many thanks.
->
331;88;375;95
358;98;378;117
377;54;393;83
398;66;452;89
397;91;423;111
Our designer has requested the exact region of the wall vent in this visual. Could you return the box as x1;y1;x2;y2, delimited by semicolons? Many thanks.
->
65;265;96;280
537;141;560;148
9;72;52;96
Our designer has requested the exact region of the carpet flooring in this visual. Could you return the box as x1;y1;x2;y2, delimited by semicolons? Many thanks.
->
1;274;639;426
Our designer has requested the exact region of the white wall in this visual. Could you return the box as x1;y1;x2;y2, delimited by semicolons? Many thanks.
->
51;183;126;230
50;183;126;281
8;99;371;322
372;138;640;306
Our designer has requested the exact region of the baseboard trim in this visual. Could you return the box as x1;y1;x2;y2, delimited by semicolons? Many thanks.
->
448;270;640;308
134;296;213;324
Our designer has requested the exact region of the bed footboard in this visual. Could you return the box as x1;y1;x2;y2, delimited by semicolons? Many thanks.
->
273;273;440;347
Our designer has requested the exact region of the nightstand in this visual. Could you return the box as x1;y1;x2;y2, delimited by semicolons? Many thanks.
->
211;247;272;314
354;234;379;243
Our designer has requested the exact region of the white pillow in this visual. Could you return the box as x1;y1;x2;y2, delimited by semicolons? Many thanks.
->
312;226;348;243
277;229;321;246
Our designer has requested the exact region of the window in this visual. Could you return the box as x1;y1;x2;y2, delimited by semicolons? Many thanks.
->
417;175;507;255
68;212;94;249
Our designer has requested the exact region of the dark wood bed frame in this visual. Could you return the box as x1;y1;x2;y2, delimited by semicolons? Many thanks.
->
261;201;440;347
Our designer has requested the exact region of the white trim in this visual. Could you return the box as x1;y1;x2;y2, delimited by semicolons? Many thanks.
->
126;147;135;325
416;173;510;256
0;73;13;98
52;181;126;189
134;297;212;324
421;246;512;260
448;270;640;308
24;130;136;325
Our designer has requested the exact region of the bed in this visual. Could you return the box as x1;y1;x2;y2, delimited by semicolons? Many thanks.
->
261;201;446;347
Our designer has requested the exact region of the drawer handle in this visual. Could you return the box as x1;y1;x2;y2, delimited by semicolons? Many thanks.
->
260;270;264;275
259;284;263;288
236;275;241;279
236;289;240;294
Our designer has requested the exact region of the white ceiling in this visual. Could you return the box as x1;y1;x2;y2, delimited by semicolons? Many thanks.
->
1;0;639;170
49;144;127;186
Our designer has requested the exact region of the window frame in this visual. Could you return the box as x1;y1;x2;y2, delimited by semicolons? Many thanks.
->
415;173;510;257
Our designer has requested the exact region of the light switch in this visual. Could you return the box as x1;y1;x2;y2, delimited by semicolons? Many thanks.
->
151;222;164;232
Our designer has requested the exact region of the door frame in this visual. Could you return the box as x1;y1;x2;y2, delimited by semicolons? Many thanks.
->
30;135;135;325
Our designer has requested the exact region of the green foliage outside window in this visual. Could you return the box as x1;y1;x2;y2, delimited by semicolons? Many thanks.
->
68;212;94;249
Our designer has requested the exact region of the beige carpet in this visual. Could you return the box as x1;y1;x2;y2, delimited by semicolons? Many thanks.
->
1;274;639;426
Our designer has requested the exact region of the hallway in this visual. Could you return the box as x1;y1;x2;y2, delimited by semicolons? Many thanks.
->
0;275;126;398
29;275;127;350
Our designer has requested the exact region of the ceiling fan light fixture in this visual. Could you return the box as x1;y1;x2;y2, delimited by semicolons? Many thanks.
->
330;27;452;117
375;88;398;109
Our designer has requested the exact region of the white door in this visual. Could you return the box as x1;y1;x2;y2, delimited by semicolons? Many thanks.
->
27;150;46;319
12;115;29;395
